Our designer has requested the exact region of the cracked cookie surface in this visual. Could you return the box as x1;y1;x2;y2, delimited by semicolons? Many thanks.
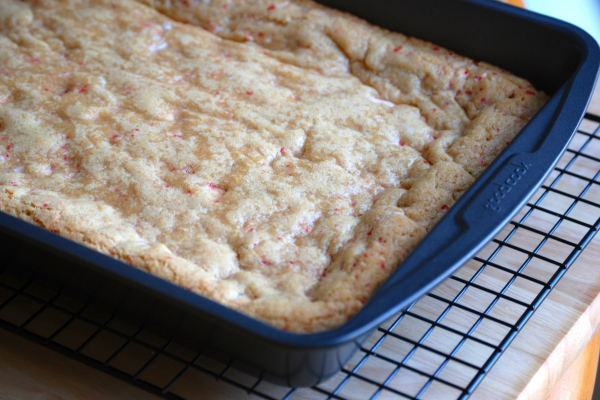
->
0;0;546;332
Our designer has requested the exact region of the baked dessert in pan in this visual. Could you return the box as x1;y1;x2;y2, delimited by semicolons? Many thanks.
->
0;0;546;332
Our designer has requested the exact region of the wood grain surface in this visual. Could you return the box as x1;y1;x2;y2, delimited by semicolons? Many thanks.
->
0;39;599;400
545;329;600;400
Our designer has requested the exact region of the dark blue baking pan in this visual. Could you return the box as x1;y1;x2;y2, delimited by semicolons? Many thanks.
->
0;0;598;388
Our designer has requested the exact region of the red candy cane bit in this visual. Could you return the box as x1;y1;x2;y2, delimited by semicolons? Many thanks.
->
43;203;48;208
78;85;88;94
525;90;536;95
258;32;264;37
367;231;372;236
481;98;487;103
441;204;449;211
280;148;284;154
43;88;49;92
246;90;253;95
249;228;254;232
187;190;192;194
432;46;439;51
378;237;383;243
10;181;17;186
399;141;404;146
267;5;275;10
393;46;402;53
6;145;11;150
465;90;473;95
380;263;386;268
464;70;469;75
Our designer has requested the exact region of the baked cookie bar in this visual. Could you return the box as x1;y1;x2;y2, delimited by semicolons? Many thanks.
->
0;0;546;331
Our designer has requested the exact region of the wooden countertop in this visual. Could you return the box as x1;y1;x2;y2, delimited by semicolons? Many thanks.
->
1;86;599;400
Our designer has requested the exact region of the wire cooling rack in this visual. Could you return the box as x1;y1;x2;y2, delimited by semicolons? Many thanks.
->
1;114;600;400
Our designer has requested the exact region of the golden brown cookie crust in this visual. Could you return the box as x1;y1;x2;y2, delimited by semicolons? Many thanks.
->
0;0;547;332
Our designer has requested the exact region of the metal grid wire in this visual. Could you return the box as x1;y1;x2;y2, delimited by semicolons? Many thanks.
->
1;113;600;400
